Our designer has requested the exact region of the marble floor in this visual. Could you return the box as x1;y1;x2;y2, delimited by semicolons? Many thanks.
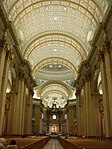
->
43;138;63;149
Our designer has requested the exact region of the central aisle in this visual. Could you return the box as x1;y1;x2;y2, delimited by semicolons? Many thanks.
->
43;138;63;149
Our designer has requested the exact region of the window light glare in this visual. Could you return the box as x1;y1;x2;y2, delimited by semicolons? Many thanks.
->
53;17;58;20
64;7;67;10
59;65;61;68
49;65;52;68
45;7;48;10
54;49;57;51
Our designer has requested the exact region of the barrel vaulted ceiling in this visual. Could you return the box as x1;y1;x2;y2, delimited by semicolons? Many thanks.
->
3;0;109;108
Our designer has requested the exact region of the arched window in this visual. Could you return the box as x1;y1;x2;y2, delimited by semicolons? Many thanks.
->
53;115;56;119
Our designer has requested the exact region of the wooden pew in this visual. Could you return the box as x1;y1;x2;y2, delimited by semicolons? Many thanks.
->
58;136;112;149
6;136;49;149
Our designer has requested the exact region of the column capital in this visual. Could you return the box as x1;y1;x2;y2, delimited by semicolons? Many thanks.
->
102;38;111;53
5;99;10;112
6;49;15;60
75;83;81;96
97;47;105;62
97;37;111;62
26;80;34;95
0;41;8;52
83;64;91;81
18;65;26;79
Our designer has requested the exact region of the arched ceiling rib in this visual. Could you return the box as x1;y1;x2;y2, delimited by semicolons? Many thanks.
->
37;81;73;108
32;57;78;79
37;80;73;97
3;0;108;52
24;33;86;80
24;33;87;59
3;0;109;108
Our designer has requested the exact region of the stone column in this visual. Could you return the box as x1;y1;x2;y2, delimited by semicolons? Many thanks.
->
80;86;86;136
0;42;7;94
77;92;82;136
39;118;42;134
0;46;13;135
76;84;82;136
91;92;101;137
68;106;75;135
82;65;98;136
66;118;69;135
6;92;16;134
24;88;33;134
2;98;10;135
98;48;111;137
21;84;27;135
103;41;112;137
12;66;26;135
34;105;41;135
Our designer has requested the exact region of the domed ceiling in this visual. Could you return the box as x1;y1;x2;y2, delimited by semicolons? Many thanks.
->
3;0;109;108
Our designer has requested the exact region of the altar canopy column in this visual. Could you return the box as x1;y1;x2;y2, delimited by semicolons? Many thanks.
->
0;42;13;135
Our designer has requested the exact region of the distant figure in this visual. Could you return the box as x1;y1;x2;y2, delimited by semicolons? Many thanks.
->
6;140;17;149
65;134;68;139
0;143;5;149
21;134;27;138
0;138;6;146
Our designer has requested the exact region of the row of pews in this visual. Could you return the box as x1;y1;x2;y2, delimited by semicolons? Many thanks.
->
58;136;112;149
6;136;49;149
